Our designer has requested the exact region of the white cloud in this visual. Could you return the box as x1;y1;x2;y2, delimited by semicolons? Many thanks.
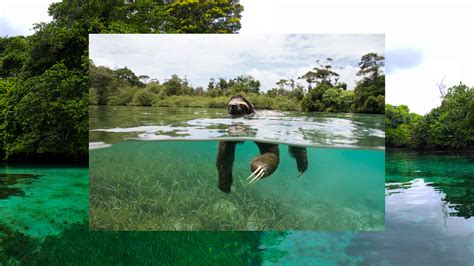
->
337;65;360;90
239;0;473;114
0;0;57;36
245;68;283;91
90;34;382;91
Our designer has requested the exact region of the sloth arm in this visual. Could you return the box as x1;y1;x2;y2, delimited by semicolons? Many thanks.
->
216;141;237;193
251;142;280;177
288;145;308;176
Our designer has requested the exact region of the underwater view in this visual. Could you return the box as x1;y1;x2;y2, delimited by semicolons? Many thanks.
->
1;106;472;264
90;141;384;231
89;106;385;231
1;149;472;264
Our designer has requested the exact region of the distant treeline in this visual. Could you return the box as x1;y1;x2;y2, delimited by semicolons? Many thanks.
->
89;53;386;113
0;0;243;162
386;83;473;150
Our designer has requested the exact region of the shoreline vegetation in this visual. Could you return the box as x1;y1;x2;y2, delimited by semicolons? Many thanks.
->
385;83;473;151
0;0;244;163
89;54;385;114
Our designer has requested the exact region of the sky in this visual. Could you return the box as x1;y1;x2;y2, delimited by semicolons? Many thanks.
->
1;0;473;114
89;34;384;91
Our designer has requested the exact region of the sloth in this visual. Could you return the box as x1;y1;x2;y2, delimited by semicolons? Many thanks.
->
216;95;308;193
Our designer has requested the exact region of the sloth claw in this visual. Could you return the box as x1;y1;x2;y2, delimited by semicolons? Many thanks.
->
247;165;263;180
248;167;266;184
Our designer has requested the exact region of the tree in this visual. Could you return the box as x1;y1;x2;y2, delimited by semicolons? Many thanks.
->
357;52;384;81
114;67;144;87
0;36;29;77
1;63;87;159
229;75;260;94
47;0;243;34
354;53;385;114
0;0;243;161
300;83;332;111
131;90;154;106
385;84;473;150
288;84;305;101
299;58;340;89
436;83;474;149
385;104;412;147
159;74;193;96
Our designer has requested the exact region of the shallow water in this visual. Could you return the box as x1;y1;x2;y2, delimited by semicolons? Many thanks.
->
89;106;384;231
89;106;385;150
0;165;88;238
1;106;472;264
1;151;471;264
89;140;384;231
260;152;474;265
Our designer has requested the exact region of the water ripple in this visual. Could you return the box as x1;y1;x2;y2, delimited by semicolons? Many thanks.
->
89;107;385;150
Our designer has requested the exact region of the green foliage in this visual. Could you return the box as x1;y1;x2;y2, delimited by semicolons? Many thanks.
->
299;58;339;88
131;90;155;106
162;74;191;96
353;53;385;114
0;0;242;162
299;54;384;114
437;84;474;148
48;0;243;34
357;52;384;79
89;53;386;115
300;83;332;112
385;84;474;150
1;63;88;159
164;0;243;33
0;36;29;77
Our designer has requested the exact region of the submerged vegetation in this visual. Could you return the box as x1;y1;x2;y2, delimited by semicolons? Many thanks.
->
89;53;386;114
90;141;384;231
0;0;243;162
385;83;473;150
1;223;286;265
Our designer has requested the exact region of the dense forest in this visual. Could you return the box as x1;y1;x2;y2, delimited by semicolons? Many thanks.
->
385;83;473;150
0;0;243;162
89;53;386;113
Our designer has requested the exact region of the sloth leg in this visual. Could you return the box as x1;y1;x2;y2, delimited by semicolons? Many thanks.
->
288;145;308;177
216;141;237;193
247;142;280;184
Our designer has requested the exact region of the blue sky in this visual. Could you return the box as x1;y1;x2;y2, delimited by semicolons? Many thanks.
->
89;34;384;91
1;0;473;114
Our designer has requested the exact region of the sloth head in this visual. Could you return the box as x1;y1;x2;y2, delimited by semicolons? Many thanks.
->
227;95;255;117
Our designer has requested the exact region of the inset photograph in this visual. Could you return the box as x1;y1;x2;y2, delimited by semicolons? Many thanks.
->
89;34;385;231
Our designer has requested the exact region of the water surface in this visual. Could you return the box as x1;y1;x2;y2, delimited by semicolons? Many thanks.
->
89;106;384;150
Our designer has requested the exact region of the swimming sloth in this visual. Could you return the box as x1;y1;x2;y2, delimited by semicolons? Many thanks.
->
216;95;308;193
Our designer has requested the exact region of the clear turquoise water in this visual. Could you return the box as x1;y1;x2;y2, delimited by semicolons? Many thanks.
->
0;165;88;238
89;106;384;231
259;152;474;265
2;106;471;264
89;140;384;231
1;152;472;264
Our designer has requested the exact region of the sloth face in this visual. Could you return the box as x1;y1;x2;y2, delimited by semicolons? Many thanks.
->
228;95;255;117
